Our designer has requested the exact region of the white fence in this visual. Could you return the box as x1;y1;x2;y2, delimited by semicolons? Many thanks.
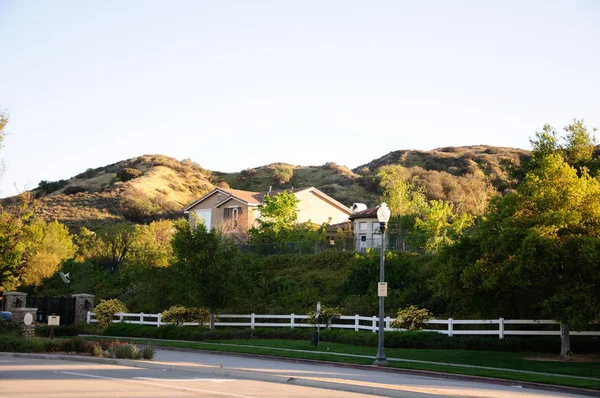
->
86;312;600;339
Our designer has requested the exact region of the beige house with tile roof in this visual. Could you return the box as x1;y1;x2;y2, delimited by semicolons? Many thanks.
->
184;187;352;233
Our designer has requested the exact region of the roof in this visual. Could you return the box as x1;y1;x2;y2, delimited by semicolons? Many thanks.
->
184;186;351;214
327;220;352;231
348;206;379;220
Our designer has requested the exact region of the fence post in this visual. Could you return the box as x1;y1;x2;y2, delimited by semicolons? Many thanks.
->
372;316;377;333
385;316;391;332
86;311;91;324
499;318;504;339
157;313;162;328
139;313;144;325
448;318;453;337
290;314;295;329
119;313;124;323
355;314;359;332
251;313;255;330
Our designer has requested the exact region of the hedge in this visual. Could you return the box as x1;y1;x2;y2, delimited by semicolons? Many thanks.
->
102;324;600;353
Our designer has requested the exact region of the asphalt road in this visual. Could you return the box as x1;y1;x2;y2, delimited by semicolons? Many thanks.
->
152;349;590;398
0;356;376;398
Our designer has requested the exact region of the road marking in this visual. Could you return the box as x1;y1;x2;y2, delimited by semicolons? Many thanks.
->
60;371;254;398
134;377;236;383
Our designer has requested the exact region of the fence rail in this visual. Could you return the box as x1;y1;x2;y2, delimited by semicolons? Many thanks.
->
86;312;600;339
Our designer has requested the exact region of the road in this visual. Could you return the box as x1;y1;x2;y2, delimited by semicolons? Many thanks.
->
0;351;593;398
0;356;374;398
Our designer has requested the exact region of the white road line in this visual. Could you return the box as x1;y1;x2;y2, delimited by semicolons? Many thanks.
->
60;371;255;398
134;377;236;383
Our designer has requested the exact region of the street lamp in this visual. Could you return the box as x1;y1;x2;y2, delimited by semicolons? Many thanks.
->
374;203;390;366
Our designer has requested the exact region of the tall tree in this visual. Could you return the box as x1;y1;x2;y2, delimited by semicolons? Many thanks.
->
436;153;600;359
171;219;239;329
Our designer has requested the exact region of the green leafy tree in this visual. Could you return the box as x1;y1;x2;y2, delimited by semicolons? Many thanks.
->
249;191;299;242
171;219;240;330
20;220;75;286
410;200;474;253
437;152;600;359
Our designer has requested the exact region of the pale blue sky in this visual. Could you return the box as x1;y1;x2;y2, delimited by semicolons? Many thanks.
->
1;0;599;197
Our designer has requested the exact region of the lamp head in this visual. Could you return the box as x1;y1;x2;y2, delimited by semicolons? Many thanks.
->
377;203;391;223
59;271;71;284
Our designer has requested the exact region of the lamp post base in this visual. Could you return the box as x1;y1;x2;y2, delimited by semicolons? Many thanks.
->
373;348;388;366
373;357;389;366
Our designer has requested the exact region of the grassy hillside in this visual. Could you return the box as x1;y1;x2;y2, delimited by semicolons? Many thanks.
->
28;155;216;230
8;146;530;229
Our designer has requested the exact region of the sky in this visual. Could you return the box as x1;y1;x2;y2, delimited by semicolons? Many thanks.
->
1;0;599;197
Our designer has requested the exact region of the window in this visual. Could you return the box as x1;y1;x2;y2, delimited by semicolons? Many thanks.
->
195;209;211;230
360;234;367;249
359;222;367;231
372;221;380;232
224;207;242;228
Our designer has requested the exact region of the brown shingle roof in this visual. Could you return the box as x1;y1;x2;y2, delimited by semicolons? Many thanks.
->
348;206;379;220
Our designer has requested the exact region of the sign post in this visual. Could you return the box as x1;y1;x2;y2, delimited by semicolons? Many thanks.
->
48;314;60;339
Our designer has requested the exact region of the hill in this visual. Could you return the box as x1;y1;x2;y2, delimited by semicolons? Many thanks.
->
5;146;530;229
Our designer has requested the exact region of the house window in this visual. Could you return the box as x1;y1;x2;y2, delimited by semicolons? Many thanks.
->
359;222;367;231
232;207;239;228
224;207;241;228
372;221;380;233
359;235;367;250
195;209;211;230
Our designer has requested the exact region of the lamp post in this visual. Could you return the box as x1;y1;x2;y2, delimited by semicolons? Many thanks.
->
374;203;390;366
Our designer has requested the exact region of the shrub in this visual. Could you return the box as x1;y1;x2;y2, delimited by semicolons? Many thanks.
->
241;168;257;177
76;168;99;179
117;168;143;182
36;324;100;338
141;345;156;359
390;305;433;330
63;186;88;195
37;179;68;195
273;165;294;184
93;299;128;328
308;305;342;328
114;342;141;359
161;306;210;327
0;319;20;336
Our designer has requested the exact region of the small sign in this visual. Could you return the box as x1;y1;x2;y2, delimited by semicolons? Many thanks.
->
23;312;33;326
378;282;388;297
48;316;60;326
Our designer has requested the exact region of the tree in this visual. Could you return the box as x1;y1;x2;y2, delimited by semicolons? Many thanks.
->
171;219;239;330
377;165;427;217
0;194;37;292
436;153;600;359
20;220;75;286
249;191;299;242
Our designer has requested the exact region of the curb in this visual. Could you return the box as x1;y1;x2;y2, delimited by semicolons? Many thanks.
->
3;351;599;398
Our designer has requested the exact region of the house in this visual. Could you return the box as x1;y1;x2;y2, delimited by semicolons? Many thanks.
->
183;187;352;233
348;204;382;252
346;203;405;252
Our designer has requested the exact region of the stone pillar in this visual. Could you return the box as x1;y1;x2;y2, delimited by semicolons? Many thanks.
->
3;292;27;312
72;294;95;324
11;308;37;339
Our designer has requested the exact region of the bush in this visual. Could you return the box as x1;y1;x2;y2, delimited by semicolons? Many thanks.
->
63;186;88;195
273;165;294;185
308;305;342;327
93;299;128;328
101;323;600;353
117;168;143;182
36;323;100;338
141;345;156;359
0;319;20;336
390;306;433;330
161;306;210;327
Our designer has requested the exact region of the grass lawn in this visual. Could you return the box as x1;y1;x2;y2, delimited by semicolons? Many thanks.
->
85;335;600;391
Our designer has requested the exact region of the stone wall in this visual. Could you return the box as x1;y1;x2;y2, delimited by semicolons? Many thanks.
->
3;292;27;312
11;308;37;339
73;294;95;324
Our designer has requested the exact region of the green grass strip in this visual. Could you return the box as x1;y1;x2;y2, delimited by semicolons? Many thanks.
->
83;335;600;391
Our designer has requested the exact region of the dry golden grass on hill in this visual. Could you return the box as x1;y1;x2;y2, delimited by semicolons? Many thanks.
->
15;146;530;229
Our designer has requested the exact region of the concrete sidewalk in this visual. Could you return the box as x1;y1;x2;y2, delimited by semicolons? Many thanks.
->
2;349;597;398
